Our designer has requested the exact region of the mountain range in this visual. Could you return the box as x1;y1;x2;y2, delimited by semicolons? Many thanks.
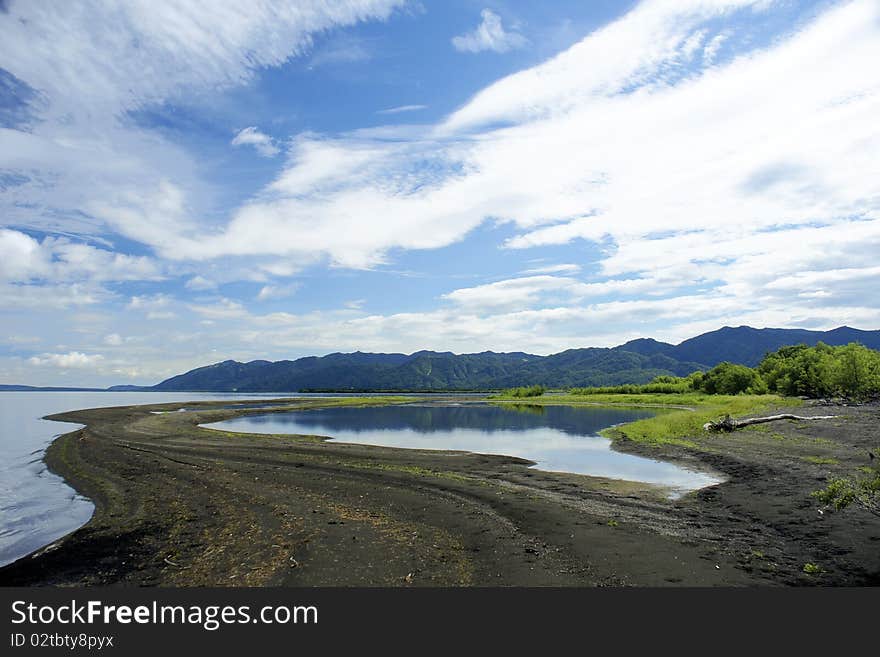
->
128;325;880;392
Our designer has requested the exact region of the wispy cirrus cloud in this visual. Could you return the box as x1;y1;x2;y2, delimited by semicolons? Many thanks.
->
151;0;879;354
0;0;406;253
177;0;880;278
0;1;405;118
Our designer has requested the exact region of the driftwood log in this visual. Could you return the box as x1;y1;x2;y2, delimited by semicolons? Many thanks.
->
703;414;837;432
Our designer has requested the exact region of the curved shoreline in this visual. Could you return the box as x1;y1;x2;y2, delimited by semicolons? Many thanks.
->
1;396;878;586
0;419;96;569
199;402;723;497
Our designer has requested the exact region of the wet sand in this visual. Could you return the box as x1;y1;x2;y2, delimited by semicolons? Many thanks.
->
1;397;878;586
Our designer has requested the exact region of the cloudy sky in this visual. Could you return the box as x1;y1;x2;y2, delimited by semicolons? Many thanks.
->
1;0;878;386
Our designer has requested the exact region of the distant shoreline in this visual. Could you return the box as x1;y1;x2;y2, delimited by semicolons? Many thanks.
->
0;387;500;393
0;385;107;392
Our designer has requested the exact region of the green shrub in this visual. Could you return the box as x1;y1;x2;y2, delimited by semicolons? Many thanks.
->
501;385;546;398
570;378;691;395
812;478;858;510
699;362;766;395
813;461;880;516
758;342;880;398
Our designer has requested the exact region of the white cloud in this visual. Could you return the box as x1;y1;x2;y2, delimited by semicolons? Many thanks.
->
28;351;104;369
0;229;49;281
103;334;124;346
146;312;176;321
443;0;767;130
0;283;107;309
308;34;372;67
0;228;161;284
452;9;528;54
0;1;404;119
6;336;41;346
185;275;217;291
256;284;300;301
127;294;176;320
377;104;428;114
171;0;879;344
127;294;171;311
231;127;280;158
703;31;729;64
189;298;249;319
230;289;880;358
170;1;876;276
681;29;707;59
443;275;579;310
109;0;877;339
442;274;671;311
520;263;582;276
0;0;405;260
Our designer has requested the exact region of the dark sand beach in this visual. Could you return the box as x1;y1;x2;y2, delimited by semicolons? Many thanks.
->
1;397;878;586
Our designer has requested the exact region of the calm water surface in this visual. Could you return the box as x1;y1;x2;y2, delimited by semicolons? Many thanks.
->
0;391;299;567
208;404;722;496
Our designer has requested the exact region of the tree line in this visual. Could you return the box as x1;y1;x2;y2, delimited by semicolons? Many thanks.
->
571;342;880;399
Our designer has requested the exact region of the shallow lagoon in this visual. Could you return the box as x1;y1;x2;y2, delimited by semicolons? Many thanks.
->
208;403;722;496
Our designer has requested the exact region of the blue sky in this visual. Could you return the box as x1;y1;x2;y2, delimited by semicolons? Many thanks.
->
1;0;879;386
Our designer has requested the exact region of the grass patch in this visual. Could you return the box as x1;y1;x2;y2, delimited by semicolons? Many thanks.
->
493;392;798;448
495;391;710;407
803;456;839;465
570;382;693;395
599;394;795;447
813;465;880;514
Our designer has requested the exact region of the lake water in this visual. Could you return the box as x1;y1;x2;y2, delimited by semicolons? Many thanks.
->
207;403;721;496
0;391;299;568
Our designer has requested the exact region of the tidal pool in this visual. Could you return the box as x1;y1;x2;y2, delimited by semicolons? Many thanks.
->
206;403;721;496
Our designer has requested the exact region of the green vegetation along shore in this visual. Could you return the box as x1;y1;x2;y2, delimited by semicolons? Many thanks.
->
493;392;797;449
494;342;880;448
567;342;880;398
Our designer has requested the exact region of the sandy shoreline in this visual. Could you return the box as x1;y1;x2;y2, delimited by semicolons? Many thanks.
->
1;396;878;586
